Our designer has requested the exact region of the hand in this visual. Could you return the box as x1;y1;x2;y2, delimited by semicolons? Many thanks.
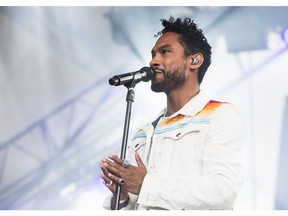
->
100;159;128;200
103;152;147;195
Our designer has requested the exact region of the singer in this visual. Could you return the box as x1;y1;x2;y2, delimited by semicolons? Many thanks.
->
100;16;247;210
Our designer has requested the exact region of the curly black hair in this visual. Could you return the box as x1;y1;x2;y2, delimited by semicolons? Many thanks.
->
156;16;212;84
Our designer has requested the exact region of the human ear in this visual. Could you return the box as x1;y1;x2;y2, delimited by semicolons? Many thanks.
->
190;53;204;69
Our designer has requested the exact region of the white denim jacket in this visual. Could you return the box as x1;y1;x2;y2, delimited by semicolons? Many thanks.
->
103;90;247;210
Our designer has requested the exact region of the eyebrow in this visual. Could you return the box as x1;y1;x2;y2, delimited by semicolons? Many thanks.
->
151;44;173;55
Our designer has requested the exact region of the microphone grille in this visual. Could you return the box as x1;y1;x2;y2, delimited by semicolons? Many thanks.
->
140;67;154;82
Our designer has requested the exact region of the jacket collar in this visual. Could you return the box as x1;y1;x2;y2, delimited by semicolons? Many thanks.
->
158;89;211;118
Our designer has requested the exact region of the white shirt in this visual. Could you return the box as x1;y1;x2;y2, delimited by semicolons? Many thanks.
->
103;90;247;210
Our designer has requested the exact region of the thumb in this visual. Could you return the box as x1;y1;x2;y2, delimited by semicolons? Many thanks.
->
135;152;145;168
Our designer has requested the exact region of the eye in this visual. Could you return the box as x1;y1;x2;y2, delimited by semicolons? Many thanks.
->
161;49;169;55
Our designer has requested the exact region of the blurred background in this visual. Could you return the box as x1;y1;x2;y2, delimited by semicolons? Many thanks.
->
0;6;288;210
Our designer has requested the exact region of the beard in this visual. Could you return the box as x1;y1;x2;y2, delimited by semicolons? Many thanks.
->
151;68;187;93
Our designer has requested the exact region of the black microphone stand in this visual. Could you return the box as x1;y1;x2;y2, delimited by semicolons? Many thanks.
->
113;82;136;210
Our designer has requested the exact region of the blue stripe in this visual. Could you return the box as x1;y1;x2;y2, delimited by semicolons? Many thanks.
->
132;133;146;140
154;118;210;134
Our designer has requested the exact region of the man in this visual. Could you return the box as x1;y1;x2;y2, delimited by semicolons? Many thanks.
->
100;16;247;210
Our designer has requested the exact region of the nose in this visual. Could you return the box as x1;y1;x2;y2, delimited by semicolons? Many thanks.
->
150;55;160;68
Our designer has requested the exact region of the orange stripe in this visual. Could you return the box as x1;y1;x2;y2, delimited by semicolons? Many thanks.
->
196;100;225;117
160;114;185;126
159;100;225;126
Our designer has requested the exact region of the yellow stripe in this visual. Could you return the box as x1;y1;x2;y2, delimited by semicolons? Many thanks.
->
196;100;225;117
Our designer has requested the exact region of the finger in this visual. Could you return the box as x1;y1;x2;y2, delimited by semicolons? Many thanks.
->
100;173;116;191
106;162;125;177
100;173;111;184
105;180;116;191
100;166;114;186
100;160;110;176
101;158;123;176
109;155;131;170
100;160;122;186
108;154;123;166
105;158;126;174
135;151;145;168
107;172;126;186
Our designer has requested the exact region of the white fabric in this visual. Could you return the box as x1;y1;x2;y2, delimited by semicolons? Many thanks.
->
103;90;247;210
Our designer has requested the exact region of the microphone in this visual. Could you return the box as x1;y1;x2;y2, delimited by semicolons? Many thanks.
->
108;67;154;86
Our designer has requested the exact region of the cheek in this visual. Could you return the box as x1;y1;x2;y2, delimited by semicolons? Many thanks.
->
173;60;188;72
165;58;186;70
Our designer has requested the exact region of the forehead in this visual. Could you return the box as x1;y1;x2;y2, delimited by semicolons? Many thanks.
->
152;32;182;50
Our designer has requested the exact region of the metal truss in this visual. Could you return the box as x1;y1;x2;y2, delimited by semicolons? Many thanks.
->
0;76;125;209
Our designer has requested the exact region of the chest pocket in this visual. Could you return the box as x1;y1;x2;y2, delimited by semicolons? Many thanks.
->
129;129;147;152
127;133;148;166
162;124;202;141
129;138;146;151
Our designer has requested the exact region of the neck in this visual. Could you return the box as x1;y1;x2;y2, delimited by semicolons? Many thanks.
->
165;85;200;117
